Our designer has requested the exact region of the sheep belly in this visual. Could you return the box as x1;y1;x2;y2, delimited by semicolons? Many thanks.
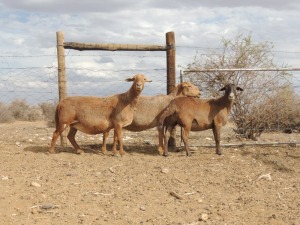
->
71;120;111;135
190;119;213;131
126;115;157;131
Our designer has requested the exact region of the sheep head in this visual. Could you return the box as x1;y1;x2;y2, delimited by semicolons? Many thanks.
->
176;82;201;98
125;74;152;94
219;84;243;101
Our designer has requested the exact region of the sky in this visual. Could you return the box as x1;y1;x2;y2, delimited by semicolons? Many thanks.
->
0;0;300;103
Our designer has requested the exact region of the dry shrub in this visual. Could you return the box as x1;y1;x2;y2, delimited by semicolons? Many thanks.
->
183;34;298;139
5;99;43;122
39;102;57;127
26;106;44;121
8;99;30;121
0;103;14;123
0;100;57;124
264;86;300;132
234;85;300;139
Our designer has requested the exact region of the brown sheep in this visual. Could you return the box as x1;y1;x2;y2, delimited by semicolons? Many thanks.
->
49;74;152;155
158;84;243;156
100;82;200;155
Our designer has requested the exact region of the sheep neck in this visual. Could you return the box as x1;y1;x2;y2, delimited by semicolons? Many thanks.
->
126;86;142;106
170;86;183;97
215;95;235;113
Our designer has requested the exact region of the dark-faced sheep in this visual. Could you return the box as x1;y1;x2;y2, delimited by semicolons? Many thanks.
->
158;84;243;156
49;74;152;156
100;82;200;155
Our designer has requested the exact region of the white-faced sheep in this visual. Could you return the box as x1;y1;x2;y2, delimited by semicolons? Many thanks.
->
49;74;152;156
101;82;200;155
158;84;243;156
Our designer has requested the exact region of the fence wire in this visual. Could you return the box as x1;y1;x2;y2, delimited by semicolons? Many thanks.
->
0;53;299;148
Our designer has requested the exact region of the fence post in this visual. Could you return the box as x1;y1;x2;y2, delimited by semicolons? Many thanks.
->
56;31;67;146
166;31;177;148
166;31;176;94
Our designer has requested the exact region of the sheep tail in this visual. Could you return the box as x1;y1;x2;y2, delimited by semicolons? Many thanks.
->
158;105;176;130
54;104;60;129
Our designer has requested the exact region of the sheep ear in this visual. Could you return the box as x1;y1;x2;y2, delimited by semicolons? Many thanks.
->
236;87;244;91
219;86;226;91
145;78;152;82
125;77;135;82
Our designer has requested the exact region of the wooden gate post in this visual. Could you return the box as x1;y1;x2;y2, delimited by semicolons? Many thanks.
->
166;31;177;148
56;31;67;146
166;31;176;94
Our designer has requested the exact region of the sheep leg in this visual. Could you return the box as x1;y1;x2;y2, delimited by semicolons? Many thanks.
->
67;127;84;154
182;126;191;156
157;127;164;155
212;126;222;155
116;127;125;156
112;125;126;156
49;124;68;154
163;124;175;156
163;126;171;156
101;131;109;154
112;129;119;155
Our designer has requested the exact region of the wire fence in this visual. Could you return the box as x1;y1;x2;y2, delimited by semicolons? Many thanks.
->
1;46;300;103
0;47;299;147
0;51;168;104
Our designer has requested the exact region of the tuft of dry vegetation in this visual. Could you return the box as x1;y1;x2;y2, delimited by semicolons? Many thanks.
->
0;99;56;125
39;101;57;127
0;103;14;123
240;85;300;139
8;99;44;121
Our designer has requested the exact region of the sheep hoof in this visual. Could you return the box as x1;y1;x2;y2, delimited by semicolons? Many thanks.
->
112;150;119;157
216;151;222;155
186;152;192;157
100;149;108;155
158;150;164;156
76;149;84;154
157;147;164;156
119;150;126;157
163;152;169;157
48;149;55;154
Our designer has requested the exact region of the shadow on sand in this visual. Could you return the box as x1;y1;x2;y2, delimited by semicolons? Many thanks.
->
23;143;165;156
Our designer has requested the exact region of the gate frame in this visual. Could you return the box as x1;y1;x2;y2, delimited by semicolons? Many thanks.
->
56;31;176;146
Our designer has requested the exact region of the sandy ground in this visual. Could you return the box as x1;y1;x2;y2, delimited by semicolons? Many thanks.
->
0;121;300;225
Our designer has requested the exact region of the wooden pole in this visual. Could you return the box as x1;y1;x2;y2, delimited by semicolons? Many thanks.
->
166;32;177;148
56;31;67;146
166;31;176;94
64;42;167;51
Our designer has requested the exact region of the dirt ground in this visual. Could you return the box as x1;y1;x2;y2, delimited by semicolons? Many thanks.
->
0;121;299;225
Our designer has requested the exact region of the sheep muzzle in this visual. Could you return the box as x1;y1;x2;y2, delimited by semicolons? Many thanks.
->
228;93;235;100
135;83;144;91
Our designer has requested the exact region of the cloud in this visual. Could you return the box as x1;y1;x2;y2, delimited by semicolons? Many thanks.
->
0;0;299;104
1;0;141;13
179;0;300;10
3;0;300;12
